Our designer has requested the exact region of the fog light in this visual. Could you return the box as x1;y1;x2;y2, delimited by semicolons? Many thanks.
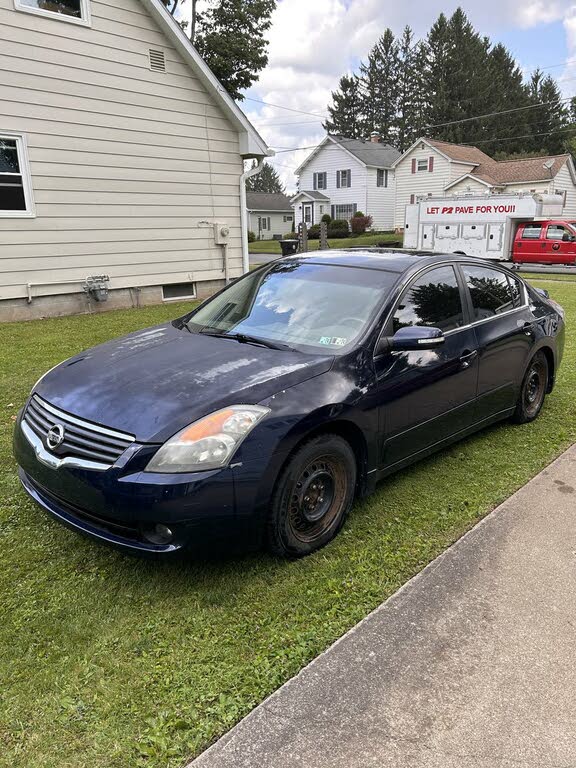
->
143;524;174;545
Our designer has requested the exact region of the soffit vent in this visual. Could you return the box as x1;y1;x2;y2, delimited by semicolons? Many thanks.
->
149;49;166;72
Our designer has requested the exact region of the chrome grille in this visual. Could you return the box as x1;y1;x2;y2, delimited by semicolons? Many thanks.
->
23;394;135;469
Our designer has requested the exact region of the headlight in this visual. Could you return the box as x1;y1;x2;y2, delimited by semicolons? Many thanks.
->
145;405;270;473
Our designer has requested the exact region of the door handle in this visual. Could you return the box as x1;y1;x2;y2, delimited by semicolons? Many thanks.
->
459;350;478;369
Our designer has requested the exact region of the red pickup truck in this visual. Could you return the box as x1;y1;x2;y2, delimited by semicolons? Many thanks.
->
513;220;576;265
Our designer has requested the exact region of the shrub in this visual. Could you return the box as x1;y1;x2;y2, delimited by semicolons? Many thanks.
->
283;231;297;239
247;230;256;243
327;227;350;239
307;224;321;240
321;213;332;224
351;214;373;235
353;211;365;218
329;218;349;231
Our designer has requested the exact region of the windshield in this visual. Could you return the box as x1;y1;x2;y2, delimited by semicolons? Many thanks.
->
185;261;398;352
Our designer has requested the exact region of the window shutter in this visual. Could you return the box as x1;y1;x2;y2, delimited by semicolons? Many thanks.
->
429;156;434;173
313;173;317;191
348;169;352;187
411;158;416;174
331;205;335;219
336;171;341;189
410;194;415;204
384;169;388;188
353;203;357;214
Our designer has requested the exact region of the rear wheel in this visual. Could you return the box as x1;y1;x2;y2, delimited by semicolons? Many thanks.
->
267;434;356;558
511;351;549;424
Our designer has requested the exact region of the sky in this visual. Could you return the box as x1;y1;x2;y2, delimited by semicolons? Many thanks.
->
181;1;576;193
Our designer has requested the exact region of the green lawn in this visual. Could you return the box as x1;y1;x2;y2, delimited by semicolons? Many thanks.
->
1;280;576;768
249;231;402;254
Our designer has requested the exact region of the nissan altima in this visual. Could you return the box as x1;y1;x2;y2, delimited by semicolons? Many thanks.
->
13;251;564;558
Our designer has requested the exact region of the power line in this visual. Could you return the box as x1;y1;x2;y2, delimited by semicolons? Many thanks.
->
243;96;327;119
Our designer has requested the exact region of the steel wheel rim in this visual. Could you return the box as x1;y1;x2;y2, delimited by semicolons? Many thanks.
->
288;455;347;543
523;359;546;417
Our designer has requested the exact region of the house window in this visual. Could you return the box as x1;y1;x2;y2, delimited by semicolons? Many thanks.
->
0;134;34;217
337;169;351;188
14;0;91;25
313;172;327;191
283;215;293;223
334;204;356;221
417;159;429;172
377;169;388;188
259;216;270;231
162;282;197;301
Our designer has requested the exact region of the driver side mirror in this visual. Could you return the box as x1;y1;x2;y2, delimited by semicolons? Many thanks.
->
376;326;445;355
562;233;576;242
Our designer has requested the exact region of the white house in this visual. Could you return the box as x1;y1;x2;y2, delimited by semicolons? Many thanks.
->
246;192;294;240
0;0;271;321
291;134;400;229
393;137;576;228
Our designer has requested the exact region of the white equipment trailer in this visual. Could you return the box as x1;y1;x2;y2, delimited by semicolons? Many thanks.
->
403;192;565;261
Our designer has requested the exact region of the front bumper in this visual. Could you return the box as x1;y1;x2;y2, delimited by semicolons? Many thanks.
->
14;414;241;556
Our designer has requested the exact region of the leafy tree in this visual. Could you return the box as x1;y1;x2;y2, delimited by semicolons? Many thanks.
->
161;0;276;100
324;75;364;139
245;161;285;193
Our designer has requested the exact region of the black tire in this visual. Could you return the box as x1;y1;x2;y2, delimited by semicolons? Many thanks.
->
511;351;549;424
267;434;357;558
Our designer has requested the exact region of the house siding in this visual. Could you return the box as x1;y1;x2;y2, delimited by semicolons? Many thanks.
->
447;177;491;195
0;0;245;306
298;142;367;216
248;210;294;239
552;164;576;218
393;145;452;229
366;167;395;229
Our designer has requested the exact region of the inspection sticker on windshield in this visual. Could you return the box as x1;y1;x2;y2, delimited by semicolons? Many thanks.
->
319;336;347;346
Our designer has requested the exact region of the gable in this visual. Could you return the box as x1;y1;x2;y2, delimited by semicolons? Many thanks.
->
139;0;271;158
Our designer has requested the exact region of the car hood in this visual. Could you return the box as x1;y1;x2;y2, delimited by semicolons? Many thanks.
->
35;323;334;442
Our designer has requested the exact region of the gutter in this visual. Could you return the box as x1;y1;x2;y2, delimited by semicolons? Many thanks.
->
240;158;265;274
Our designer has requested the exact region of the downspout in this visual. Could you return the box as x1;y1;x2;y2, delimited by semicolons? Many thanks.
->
240;157;265;274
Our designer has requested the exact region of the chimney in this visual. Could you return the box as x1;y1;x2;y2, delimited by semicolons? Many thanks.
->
370;131;381;143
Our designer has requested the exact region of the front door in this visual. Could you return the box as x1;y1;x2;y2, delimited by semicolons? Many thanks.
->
459;263;534;417
302;203;314;227
542;222;576;264
514;222;544;263
374;265;479;468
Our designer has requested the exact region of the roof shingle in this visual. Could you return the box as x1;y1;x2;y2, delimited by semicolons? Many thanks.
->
246;192;293;211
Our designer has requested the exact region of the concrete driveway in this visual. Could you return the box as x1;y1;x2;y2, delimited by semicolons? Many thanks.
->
190;445;576;768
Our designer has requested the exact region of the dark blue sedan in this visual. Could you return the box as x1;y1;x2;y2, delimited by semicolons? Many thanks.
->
13;251;565;558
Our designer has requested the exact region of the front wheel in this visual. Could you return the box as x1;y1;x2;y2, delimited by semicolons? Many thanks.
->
267;434;356;558
511;351;549;424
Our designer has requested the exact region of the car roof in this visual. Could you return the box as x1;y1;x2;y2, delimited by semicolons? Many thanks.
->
283;249;454;273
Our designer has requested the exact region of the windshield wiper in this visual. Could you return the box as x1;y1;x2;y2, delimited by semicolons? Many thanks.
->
199;327;294;351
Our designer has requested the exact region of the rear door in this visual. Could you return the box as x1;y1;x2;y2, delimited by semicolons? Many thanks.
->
513;222;544;263
459;264;534;418
542;222;576;265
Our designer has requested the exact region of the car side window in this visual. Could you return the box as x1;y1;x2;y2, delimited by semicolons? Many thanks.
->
392;266;465;334
507;274;523;308
462;265;517;320
521;224;542;239
546;225;568;240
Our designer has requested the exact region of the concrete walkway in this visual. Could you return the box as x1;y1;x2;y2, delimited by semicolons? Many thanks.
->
190;445;576;768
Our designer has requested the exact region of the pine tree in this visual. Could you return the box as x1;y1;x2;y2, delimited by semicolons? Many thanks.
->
526;71;570;155
395;27;427;151
422;13;452;138
358;29;400;142
480;44;532;156
245;161;285;193
324;75;364;139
